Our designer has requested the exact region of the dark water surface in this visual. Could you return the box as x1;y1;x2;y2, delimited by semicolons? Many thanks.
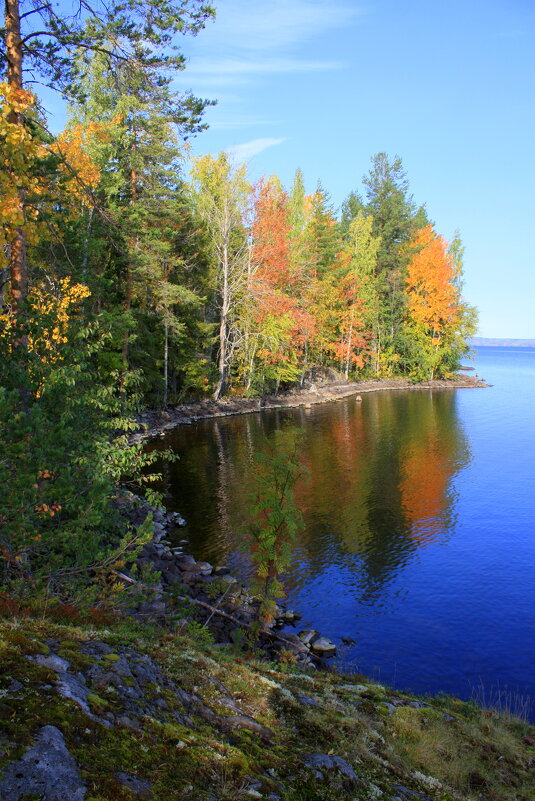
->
149;348;535;719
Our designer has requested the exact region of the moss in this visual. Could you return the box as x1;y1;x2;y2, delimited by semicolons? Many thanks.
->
102;653;122;663
87;692;111;711
1;618;534;801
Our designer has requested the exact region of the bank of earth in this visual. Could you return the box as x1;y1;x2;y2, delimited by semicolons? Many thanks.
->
133;373;488;443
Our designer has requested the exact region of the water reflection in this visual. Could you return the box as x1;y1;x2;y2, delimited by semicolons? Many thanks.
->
148;388;471;605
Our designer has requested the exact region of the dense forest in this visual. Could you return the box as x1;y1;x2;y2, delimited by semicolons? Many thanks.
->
1;0;477;589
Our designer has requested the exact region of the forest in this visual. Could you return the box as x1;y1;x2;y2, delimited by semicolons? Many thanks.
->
1;0;477;589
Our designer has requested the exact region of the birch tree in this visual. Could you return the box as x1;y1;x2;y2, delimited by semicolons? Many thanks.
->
190;153;250;399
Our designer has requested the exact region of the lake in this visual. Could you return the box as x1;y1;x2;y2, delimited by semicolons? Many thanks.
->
150;347;535;720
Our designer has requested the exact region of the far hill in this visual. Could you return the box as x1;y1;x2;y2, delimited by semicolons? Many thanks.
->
471;337;535;348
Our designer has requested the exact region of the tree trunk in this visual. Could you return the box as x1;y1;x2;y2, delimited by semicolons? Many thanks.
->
163;319;169;407
122;162;137;380
213;224;230;400
5;0;28;315
345;320;353;379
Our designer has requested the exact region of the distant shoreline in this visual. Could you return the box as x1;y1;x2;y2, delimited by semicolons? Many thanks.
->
133;373;488;442
471;337;535;348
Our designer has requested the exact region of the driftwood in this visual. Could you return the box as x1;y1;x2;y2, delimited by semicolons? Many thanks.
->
174;594;308;653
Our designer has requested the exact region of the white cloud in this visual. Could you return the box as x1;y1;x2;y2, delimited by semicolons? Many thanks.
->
226;137;287;162
206;0;361;53
179;0;361;90
210;117;281;131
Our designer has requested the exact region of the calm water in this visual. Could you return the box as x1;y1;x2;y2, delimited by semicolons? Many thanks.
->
149;348;535;719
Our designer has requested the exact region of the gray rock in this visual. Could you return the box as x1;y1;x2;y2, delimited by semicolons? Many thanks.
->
176;554;197;570
30;653;108;724
57;671;92;714
278;632;308;652
310;637;337;657
116;772;152;794
116;715;141;729
298;629;319;646
302;753;360;783
295;693;319;707
31;653;70;672
0;725;86;801
392;785;432;800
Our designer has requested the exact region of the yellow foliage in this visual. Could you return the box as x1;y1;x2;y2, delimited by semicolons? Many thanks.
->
0;82;102;271
0;278;91;369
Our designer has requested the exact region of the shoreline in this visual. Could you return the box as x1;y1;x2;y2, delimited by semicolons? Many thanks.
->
132;373;488;442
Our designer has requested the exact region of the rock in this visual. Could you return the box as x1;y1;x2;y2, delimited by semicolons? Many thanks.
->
116;772;153;794
298;629;319;647
143;600;167;615
392;786;432;800
302;753;361;783
280;609;301;622
310;637;337;658
278;633;308;653
116;715;141;730
218;574;239;585
0;725;86;801
341;636;356;646
196;561;213;575
176;554;197;570
295;693;320;707
31;653;70;672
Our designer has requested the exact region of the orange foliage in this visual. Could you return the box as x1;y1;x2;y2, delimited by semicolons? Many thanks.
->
406;224;459;340
0;83;102;272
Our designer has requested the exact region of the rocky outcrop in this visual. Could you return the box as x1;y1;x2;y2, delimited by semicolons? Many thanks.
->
0;725;86;801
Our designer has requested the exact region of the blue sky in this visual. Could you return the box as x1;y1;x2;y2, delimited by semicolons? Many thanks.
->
170;0;534;339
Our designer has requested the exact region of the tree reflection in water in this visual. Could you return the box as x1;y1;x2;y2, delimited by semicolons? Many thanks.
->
146;388;471;606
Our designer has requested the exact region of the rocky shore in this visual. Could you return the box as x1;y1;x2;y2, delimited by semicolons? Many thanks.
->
1;490;533;800
131;373;488;444
117;492;338;668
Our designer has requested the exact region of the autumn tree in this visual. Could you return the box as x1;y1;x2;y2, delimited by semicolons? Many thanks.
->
244;178;306;391
331;213;380;377
1;0;214;317
405;225;477;380
190;153;251;399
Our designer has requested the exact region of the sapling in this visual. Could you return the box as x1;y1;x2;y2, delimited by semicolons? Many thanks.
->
244;432;307;627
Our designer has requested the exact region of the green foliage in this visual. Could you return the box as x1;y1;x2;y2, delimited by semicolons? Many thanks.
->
244;431;307;625
0;302;164;597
